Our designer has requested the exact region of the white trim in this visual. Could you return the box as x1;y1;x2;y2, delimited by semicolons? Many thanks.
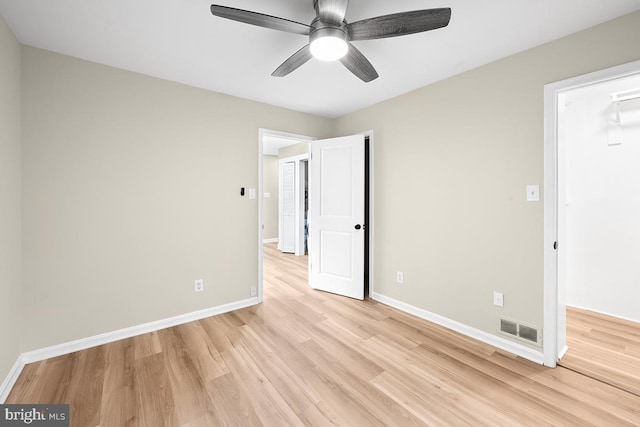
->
21;297;258;364
263;238;279;244
0;355;26;403
543;82;559;367
1;297;258;401
371;292;545;365
567;304;640;325
278;153;309;163
558;345;570;361
543;59;640;368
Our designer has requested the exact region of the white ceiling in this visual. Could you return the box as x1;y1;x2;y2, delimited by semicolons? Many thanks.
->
1;0;639;118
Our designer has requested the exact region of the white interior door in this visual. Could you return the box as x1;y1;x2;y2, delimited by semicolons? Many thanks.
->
309;134;365;300
280;161;295;253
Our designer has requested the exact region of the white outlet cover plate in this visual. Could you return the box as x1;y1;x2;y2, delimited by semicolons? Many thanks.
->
493;291;504;307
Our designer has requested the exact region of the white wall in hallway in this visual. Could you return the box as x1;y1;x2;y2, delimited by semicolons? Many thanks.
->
563;75;640;322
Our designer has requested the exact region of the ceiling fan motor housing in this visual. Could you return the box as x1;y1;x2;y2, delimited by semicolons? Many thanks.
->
309;18;349;45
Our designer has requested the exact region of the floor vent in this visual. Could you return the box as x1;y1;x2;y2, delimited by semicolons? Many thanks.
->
499;318;540;345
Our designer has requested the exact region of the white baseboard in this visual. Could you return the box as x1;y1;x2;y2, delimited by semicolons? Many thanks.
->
370;292;545;365
567;304;640;324
263;238;279;244
557;344;570;360
0;355;26;403
0;297;259;401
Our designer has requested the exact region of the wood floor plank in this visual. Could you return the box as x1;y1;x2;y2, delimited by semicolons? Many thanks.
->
6;244;640;426
133;352;175;427
298;339;426;427
61;346;105;427
133;331;162;361
220;344;304;427
157;327;210;425
99;338;136;426
560;306;640;398
203;373;262;426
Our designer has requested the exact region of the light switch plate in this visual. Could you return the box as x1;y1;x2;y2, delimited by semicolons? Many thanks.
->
249;188;256;199
493;291;504;307
526;185;540;202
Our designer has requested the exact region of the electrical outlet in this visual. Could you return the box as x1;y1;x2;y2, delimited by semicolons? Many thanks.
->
493;291;504;307
250;285;257;296
194;279;204;293
396;272;404;284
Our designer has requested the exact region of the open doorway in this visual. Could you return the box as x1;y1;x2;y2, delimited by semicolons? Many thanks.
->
258;129;375;303
543;61;640;392
258;129;316;303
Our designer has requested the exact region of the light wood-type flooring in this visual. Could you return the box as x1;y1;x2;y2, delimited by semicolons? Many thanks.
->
7;243;640;426
559;306;640;398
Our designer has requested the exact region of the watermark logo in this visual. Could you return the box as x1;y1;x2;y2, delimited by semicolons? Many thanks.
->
0;405;69;427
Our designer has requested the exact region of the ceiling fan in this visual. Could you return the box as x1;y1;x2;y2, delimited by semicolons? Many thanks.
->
210;1;451;82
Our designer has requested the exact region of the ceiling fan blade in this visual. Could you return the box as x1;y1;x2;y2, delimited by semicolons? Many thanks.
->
272;45;313;77
340;44;378;82
348;8;451;41
211;4;311;35
315;0;349;25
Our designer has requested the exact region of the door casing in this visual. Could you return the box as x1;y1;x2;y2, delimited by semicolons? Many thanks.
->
543;59;640;367
258;129;374;303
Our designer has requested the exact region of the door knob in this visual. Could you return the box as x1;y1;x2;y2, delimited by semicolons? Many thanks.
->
354;224;362;230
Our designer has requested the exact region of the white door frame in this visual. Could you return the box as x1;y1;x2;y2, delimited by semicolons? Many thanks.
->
258;129;375;303
543;59;640;367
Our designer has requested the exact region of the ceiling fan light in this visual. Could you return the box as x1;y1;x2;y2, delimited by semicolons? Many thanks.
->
310;36;348;61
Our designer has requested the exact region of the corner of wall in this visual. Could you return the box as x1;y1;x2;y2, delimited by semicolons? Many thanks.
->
0;12;23;401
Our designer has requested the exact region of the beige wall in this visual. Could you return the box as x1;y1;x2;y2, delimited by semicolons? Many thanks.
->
20;46;333;351
262;155;279;241
334;11;640;347
0;16;22;383
279;142;309;159
5;9;640;364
